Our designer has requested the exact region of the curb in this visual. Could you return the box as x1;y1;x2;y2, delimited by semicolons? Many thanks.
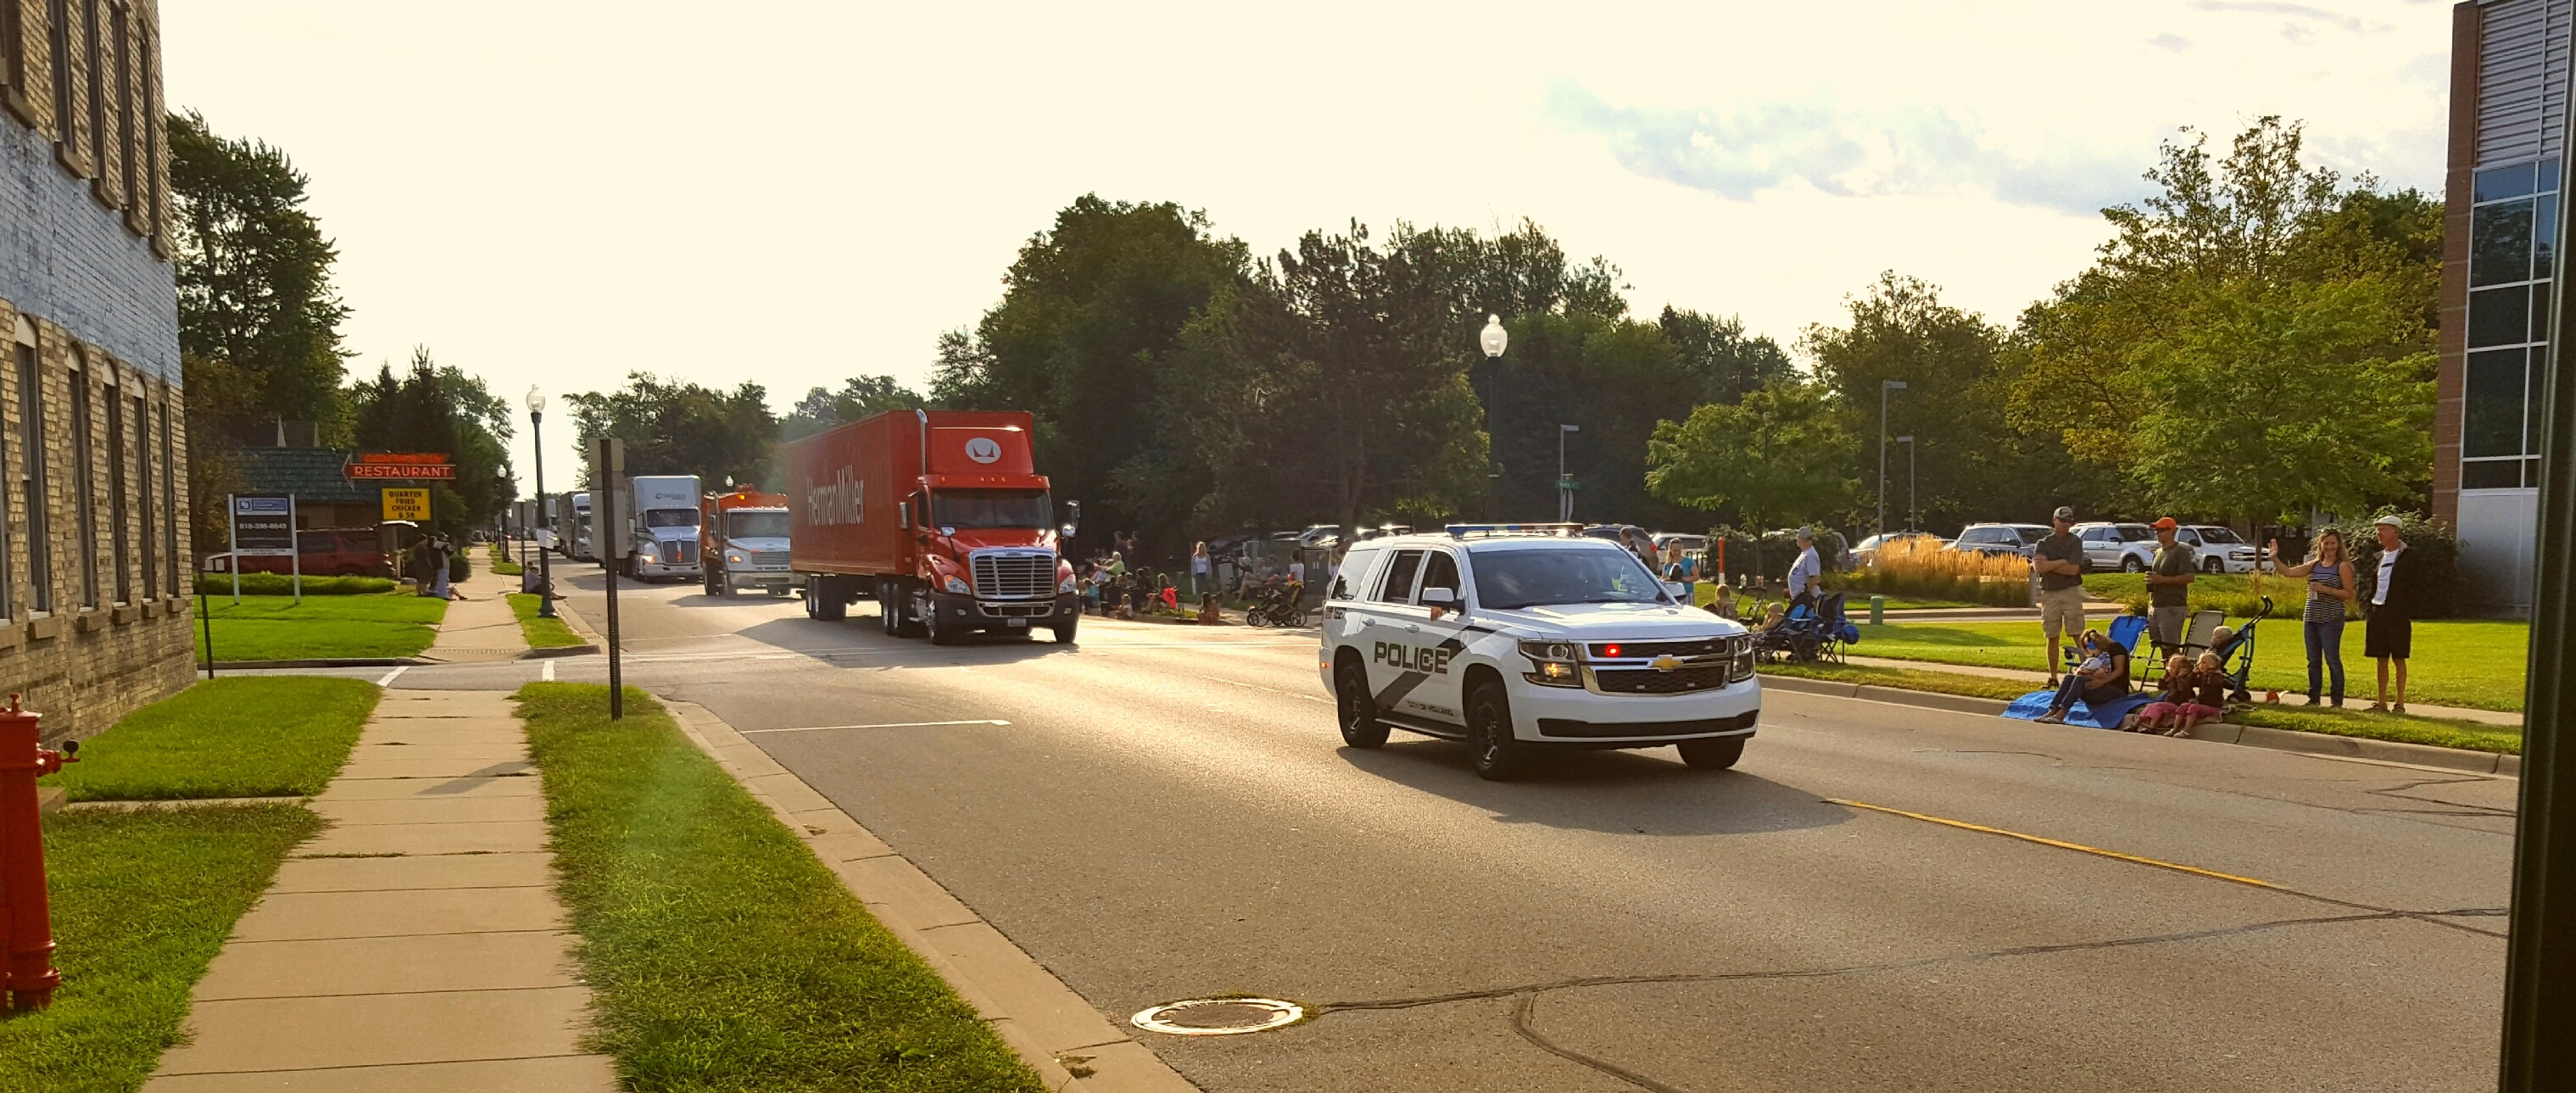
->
1758;672;2518;777
210;656;424;670
518;644;599;659
658;697;1200;1093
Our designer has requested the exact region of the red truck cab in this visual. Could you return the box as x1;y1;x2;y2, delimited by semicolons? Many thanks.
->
781;410;1078;644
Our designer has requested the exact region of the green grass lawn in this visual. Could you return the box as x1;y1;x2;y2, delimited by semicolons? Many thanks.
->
193;592;446;662
508;593;586;649
191;573;396;596
1848;617;2529;712
42;678;380;801
515;683;1045;1092
2;804;322;1093
1764;661;2522;754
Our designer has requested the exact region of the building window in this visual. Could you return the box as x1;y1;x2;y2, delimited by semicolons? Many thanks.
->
105;379;127;604
113;4;133;209
68;359;95;608
159;399;175;595
2;0;24;100
20;344;48;614
83;0;106;198
135;393;152;599
2462;157;2560;491
47;0;71;161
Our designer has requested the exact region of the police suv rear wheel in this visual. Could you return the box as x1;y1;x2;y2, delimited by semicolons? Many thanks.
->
1465;679;1526;780
1334;660;1390;749
1676;736;1745;771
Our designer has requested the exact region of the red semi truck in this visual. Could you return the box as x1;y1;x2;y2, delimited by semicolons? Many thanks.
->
781;410;1079;644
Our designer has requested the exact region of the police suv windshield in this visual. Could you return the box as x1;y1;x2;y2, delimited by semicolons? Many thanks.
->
932;489;1051;529
727;510;788;538
1471;548;1668;610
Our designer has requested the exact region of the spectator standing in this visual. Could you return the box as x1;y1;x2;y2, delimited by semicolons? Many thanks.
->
1785;527;1822;609
1287;555;1307;593
426;534;459;600
2365;515;2425;713
2032;506;2087;685
2145;517;2197;650
1189;542;1211;598
2271;529;2356;707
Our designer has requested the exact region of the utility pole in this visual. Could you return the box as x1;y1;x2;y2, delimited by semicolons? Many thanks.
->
1896;436;1915;532
1878;380;1907;537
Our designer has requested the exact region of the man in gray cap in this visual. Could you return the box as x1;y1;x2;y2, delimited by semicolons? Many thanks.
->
2032;506;2086;684
1785;527;1822;609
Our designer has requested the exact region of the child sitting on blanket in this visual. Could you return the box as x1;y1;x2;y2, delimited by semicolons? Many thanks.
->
2130;655;2196;733
2179;651;2231;735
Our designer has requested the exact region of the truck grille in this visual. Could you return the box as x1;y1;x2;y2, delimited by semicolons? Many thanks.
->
750;550;789;569
972;552;1056;599
667;541;698;564
1591;666;1731;694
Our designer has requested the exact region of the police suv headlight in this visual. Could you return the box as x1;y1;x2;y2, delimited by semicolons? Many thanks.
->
1730;635;1756;681
1518;640;1582;688
945;577;971;594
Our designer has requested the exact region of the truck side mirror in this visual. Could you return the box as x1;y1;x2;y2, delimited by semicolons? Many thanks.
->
1060;523;1078;539
897;502;910;530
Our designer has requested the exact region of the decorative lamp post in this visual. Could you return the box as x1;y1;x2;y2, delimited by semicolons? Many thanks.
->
527;387;555;619
1878;380;1908;536
1480;315;1508;521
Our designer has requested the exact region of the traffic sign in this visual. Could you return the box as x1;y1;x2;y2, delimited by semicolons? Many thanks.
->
382;488;432;522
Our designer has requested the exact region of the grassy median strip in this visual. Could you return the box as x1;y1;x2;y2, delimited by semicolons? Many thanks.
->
2;804;323;1093
508;593;587;649
193;592;446;661
515;683;1046;1093
1763;661;2521;755
42;678;380;802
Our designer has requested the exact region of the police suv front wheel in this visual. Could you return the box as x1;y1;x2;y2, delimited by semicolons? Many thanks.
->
1334;661;1389;749
1465;679;1527;781
1676;736;1745;771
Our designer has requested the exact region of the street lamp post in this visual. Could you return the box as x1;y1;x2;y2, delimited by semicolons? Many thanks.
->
1480;315;1508;522
1895;436;1915;532
526;387;555;619
1557;424;1580;523
1878;380;1908;536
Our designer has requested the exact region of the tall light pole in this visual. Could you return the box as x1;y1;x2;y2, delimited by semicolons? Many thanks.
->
1878;380;1908;536
526;386;555;619
1557;424;1580;523
1895;435;1916;532
1480;315;1508;522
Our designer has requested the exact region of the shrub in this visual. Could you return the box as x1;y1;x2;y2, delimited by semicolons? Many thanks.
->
192;573;398;596
1827;536;2032;607
449;551;471;583
2323;511;2462;618
2083;572;2300;618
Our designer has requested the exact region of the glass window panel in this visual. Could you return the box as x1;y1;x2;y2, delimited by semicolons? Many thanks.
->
2472;285;2534;347
2462;460;2523;489
2539;282;2558;343
2479;162;2538;204
2544;158;2562;194
2540;194;2559;282
2466;348;2529;457
2535;346;2553;456
2473;199;2535;287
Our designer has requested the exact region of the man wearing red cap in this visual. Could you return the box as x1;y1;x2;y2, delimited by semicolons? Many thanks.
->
2145;517;2198;652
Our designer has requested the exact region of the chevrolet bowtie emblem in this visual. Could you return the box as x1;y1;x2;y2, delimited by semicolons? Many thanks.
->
1648;655;1685;672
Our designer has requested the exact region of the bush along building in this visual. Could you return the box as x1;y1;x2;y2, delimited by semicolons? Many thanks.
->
0;0;192;739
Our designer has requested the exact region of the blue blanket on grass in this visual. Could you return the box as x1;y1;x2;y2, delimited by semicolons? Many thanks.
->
2004;689;2155;730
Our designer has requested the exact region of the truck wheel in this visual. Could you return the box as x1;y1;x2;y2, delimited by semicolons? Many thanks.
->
807;578;845;621
1335;660;1390;749
1676;736;1745;771
1464;679;1527;781
893;585;927;638
1051;612;1078;644
716;572;734;598
878;580;899;634
924;598;962;645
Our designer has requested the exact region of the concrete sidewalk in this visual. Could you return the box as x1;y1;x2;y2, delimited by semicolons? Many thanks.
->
143;690;614;1092
419;583;533;664
1843;653;2524;728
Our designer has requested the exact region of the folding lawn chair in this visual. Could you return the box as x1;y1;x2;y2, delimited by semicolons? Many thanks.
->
2146;609;2225;683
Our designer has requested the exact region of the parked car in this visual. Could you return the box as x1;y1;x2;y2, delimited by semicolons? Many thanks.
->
1581;523;1657;563
2071;521;2157;572
1849;531;1948;567
1948;523;2049;559
201;527;393;578
2176;524;2260;573
1651;533;1709;556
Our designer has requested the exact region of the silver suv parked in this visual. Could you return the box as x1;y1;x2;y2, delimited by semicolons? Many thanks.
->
1948;523;2049;559
2071;521;2157;572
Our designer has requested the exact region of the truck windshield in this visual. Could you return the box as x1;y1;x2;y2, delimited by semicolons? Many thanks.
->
726;510;789;538
931;489;1051;529
643;508;700;528
1470;549;1669;610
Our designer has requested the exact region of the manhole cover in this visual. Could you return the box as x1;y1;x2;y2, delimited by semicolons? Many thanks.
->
1130;997;1303;1036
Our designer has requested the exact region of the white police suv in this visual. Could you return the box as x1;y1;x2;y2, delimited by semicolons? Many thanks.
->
1318;525;1759;780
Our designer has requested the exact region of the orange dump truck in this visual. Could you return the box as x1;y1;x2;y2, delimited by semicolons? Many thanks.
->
780;410;1078;644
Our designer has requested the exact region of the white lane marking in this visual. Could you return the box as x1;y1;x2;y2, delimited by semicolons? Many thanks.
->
376;666;410;686
542;658;557;682
740;719;1012;734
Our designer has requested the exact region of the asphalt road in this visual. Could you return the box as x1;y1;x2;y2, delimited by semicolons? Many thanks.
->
300;561;2515;1092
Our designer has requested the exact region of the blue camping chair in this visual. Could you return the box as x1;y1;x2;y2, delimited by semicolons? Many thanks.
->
2009;613;2153;728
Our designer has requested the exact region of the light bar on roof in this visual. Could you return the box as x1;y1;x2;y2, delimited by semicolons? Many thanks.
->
1443;523;1585;539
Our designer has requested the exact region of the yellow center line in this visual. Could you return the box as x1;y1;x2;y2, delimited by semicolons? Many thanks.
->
1826;798;2277;889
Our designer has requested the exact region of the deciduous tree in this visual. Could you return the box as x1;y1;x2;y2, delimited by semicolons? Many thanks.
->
1646;380;1856;533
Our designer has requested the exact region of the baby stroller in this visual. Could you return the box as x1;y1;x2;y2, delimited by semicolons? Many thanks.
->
2205;597;2272;703
1246;580;1307;627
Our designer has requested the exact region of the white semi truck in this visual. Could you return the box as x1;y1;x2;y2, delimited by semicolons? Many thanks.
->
623;475;704;581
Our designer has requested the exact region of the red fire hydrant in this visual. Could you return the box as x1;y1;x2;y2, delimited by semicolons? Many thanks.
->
0;694;74;1011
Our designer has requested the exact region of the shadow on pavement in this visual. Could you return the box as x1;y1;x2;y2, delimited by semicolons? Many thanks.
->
1338;738;1849;837
734;615;1074;666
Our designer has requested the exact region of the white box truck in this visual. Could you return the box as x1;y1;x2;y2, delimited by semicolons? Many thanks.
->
623;475;703;581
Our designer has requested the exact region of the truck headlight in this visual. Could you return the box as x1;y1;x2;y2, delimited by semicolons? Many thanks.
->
945;577;970;594
1059;577;1077;593
727;553;744;565
1518;640;1582;688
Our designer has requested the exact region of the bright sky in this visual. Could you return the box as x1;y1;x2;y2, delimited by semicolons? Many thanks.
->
159;1;2454;496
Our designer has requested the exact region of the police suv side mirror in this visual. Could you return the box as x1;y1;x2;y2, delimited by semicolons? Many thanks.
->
1420;588;1456;608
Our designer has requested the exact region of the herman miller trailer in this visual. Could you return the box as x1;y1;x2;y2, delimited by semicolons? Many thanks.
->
780;410;1078;644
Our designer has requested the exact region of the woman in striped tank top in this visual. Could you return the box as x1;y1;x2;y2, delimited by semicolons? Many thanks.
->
2271;530;2356;706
